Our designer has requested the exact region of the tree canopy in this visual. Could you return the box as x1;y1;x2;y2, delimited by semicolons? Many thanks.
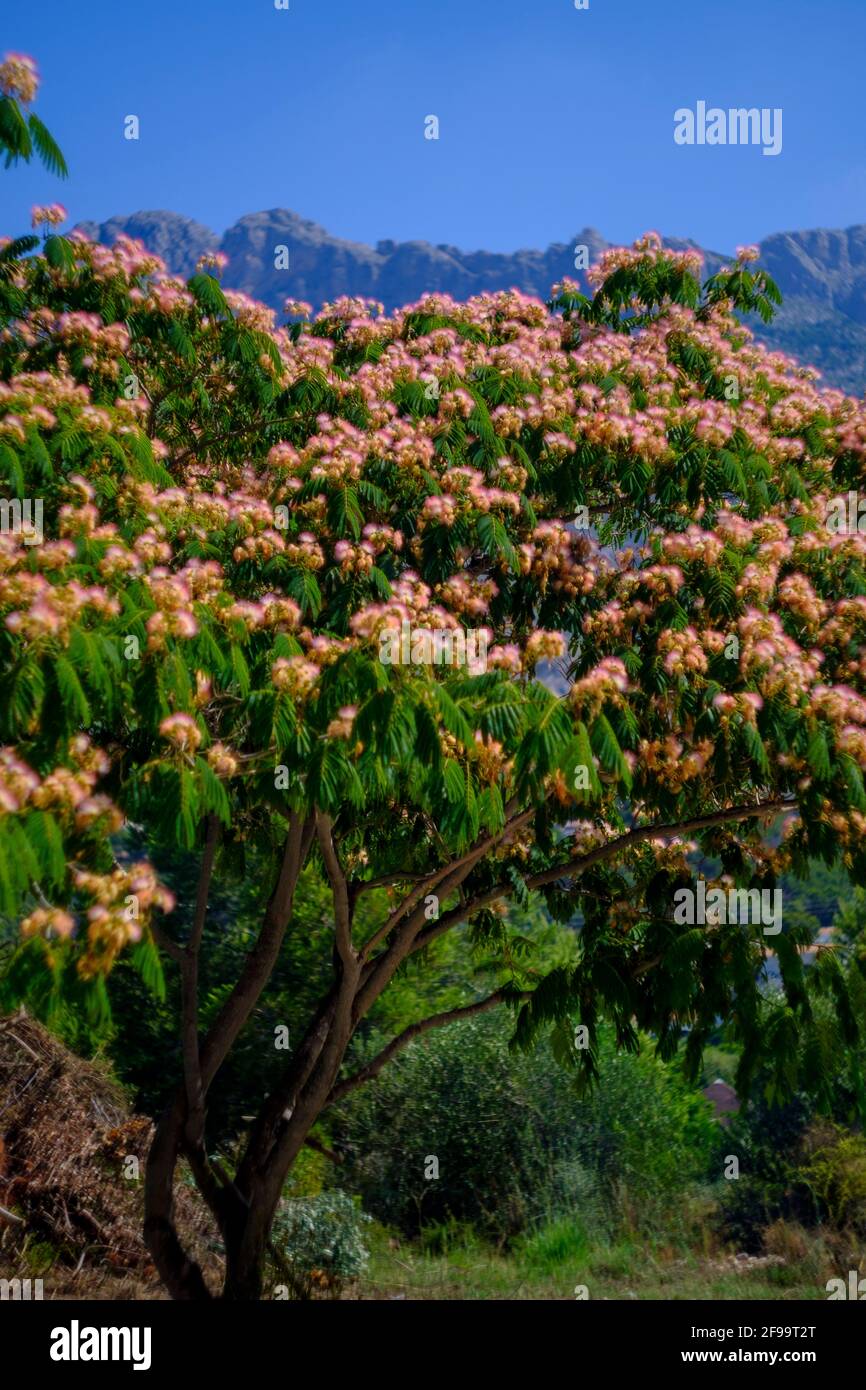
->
2;208;866;1296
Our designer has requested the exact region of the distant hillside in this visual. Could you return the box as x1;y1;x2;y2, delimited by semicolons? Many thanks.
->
75;211;866;395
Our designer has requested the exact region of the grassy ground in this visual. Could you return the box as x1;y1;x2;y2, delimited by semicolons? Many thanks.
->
4;1212;849;1301
352;1220;840;1301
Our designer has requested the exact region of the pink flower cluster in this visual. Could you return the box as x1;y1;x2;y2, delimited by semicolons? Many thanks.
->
0;52;38;103
31;204;67;229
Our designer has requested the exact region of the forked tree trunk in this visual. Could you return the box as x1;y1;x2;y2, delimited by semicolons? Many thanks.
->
222;994;357;1298
144;999;352;1300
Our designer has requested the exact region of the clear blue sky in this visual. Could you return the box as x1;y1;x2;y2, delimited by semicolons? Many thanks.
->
2;0;864;254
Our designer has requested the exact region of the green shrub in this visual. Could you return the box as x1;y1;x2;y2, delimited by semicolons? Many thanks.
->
799;1122;866;1232
714;1092;814;1250
717;1101;866;1251
332;1014;716;1241
270;1191;371;1299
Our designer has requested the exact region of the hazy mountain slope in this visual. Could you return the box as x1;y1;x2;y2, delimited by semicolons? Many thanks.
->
74;210;866;394
75;211;219;281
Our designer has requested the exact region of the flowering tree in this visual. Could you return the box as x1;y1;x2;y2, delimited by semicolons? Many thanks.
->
1;209;866;1298
0;51;66;178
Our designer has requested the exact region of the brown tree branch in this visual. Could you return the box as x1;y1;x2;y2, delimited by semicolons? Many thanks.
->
149;921;185;964
199;813;315;1090
181;815;220;1145
303;1134;342;1165
144;1099;212;1301
411;796;797;955
359;804;535;964
351;870;425;897
352;804;538;1016
326;987;532;1106
526;796;795;889
352;849;496;1019
315;812;356;969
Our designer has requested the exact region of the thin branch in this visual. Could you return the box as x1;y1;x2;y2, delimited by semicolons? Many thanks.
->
352;805;539;1020
327;987;531;1106
353;871;426;896
304;1135;342;1165
316;812;356;968
525;796;795;891
411;796;797;955
149;921;184;964
360;804;535;963
199;813;315;1090
190;816;220;954
182;815;220;1145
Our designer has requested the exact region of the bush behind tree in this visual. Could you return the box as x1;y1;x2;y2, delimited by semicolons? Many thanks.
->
333;1014;717;1241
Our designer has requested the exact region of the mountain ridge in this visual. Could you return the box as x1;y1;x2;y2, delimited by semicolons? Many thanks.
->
74;210;866;394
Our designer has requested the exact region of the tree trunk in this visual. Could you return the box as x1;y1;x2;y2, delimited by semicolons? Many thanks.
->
222;1109;321;1299
223;1205;272;1301
144;815;317;1301
222;998;356;1299
144;1100;212;1300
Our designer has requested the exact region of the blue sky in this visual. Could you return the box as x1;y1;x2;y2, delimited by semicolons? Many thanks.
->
2;0;864;254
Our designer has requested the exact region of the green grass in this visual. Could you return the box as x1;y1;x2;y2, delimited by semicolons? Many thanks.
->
517;1216;592;1273
352;1220;836;1301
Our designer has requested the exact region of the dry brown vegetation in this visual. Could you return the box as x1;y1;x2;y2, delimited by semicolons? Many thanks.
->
0;1010;218;1298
